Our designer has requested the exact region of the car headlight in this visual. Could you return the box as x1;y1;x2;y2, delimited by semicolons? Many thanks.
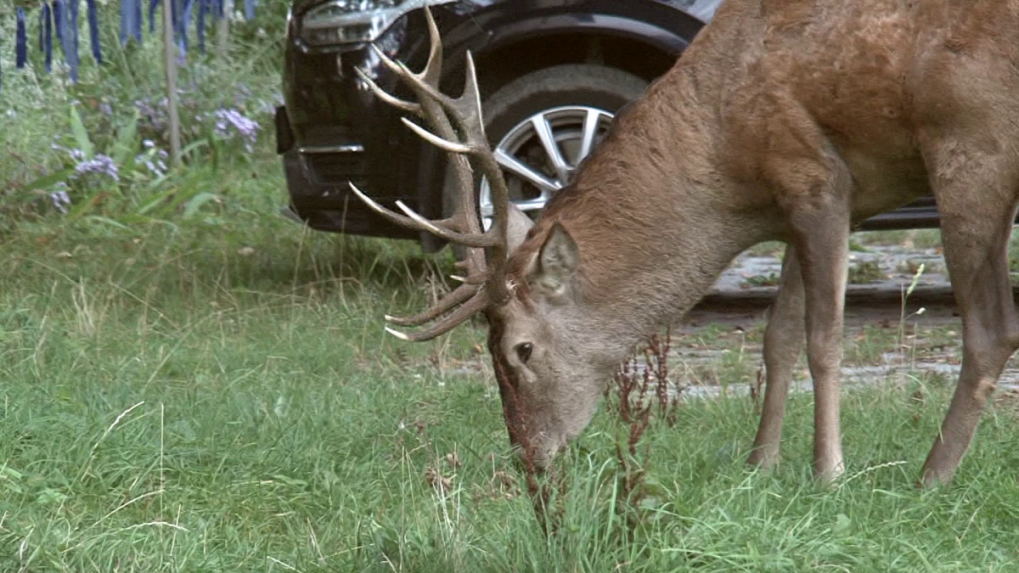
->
301;0;450;47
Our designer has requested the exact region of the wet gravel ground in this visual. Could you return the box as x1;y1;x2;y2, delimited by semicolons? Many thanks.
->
442;233;1019;402
681;238;1019;398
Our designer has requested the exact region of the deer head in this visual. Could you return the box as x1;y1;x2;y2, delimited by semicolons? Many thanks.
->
350;8;637;467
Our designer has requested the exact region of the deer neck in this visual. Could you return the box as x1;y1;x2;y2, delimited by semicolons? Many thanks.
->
541;65;774;364
566;195;764;364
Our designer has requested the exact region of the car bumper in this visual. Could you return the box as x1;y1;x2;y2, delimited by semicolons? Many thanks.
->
276;6;446;239
277;116;420;238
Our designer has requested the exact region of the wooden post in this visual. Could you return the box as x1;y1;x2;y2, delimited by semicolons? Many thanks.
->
162;0;182;166
217;0;231;59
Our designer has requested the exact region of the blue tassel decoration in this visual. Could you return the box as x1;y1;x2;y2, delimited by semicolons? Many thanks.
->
133;0;143;42
179;0;193;55
54;0;64;45
150;0;159;33
16;8;27;69
43;5;53;73
87;0;103;64
120;0;130;44
68;0;80;82
197;0;208;53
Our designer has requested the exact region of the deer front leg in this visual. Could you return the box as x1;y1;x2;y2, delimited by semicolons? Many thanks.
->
796;216;849;482
748;244;805;469
780;158;853;482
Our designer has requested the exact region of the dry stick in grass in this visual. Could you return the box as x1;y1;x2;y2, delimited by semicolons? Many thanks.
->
607;328;680;508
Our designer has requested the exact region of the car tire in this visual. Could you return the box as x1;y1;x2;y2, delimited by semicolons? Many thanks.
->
443;64;649;257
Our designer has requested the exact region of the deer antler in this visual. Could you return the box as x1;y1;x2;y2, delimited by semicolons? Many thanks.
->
351;7;514;341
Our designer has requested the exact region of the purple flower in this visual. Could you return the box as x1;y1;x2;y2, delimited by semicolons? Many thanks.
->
73;154;119;182
212;108;260;152
51;185;71;214
135;153;166;177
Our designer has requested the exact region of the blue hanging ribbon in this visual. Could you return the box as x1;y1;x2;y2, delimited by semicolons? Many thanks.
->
69;0;80;82
54;1;64;45
120;0;131;44
197;0;208;53
54;0;78;82
16;8;27;69
149;0;159;33
87;0;103;64
244;0;255;21
42;4;53;73
178;0;193;55
133;0;143;42
120;0;142;45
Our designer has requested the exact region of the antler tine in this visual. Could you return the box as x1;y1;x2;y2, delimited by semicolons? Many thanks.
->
368;43;466;126
369;6;443;87
354;68;422;117
368;7;441;88
384;282;479;327
420;4;443;86
348;183;497;248
437;50;515;301
400;117;475;154
385;292;489;342
352;5;511;341
450;271;488;285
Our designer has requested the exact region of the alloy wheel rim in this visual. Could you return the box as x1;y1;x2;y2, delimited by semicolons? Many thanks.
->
479;106;615;230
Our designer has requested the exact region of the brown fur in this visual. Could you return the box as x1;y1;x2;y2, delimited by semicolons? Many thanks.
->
492;0;1019;485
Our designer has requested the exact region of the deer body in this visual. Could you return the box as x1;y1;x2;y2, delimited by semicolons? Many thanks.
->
357;1;1019;486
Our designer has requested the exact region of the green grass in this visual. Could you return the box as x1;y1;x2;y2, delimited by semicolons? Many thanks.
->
3;169;1019;571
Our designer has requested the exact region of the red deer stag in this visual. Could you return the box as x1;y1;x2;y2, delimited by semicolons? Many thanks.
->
351;2;1019;486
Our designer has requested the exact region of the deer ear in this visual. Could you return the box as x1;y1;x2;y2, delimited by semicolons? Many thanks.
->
506;203;533;255
534;223;578;294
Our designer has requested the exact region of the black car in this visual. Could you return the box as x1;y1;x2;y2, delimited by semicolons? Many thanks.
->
275;0;942;253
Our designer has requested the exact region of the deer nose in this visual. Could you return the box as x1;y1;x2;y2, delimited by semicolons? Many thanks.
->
510;442;553;474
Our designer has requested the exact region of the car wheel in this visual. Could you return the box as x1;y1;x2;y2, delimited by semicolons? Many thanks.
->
443;64;649;238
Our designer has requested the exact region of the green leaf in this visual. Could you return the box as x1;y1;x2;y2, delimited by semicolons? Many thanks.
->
271;474;308;487
182;192;221;219
136;188;179;216
85;215;132;231
0;466;25;481
36;488;69;505
111;110;140;167
70;104;95;159
20;169;74;193
182;138;210;158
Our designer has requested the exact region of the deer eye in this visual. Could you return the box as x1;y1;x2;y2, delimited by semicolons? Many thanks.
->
515;342;533;364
